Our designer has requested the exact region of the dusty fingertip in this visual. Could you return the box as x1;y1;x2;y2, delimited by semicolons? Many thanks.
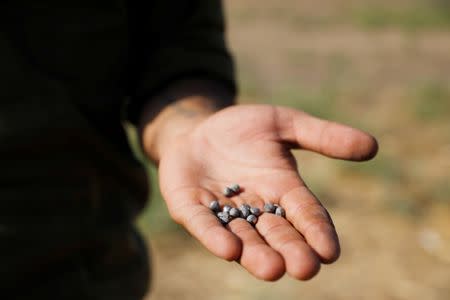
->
308;223;341;264
366;135;379;160
320;243;340;264
251;250;285;281
317;228;341;264
282;242;321;280
289;256;321;281
258;266;285;282
357;134;379;161
207;227;242;261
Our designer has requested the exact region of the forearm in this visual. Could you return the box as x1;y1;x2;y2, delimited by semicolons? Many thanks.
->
138;79;235;163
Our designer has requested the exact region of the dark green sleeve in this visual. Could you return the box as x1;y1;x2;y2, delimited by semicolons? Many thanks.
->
126;0;237;124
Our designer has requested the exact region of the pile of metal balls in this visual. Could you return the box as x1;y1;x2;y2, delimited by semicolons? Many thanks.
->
208;184;286;226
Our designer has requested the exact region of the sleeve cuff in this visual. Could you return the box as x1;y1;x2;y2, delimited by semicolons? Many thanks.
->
126;47;237;125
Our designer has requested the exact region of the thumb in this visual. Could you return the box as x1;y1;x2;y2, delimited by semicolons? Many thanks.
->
274;106;378;161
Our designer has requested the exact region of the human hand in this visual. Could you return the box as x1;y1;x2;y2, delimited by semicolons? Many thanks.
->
154;104;378;281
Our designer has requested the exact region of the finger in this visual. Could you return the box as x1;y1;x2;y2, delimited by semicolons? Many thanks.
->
256;213;321;280
228;218;285;281
166;187;242;261
280;186;340;263
274;106;378;161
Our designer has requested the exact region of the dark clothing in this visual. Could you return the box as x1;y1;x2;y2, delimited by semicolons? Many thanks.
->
0;0;235;297
5;226;150;300
0;0;235;156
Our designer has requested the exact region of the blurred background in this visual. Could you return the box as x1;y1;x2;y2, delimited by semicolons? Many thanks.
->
138;1;450;299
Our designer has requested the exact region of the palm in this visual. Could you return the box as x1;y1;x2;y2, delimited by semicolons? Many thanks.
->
158;105;377;281
166;106;301;198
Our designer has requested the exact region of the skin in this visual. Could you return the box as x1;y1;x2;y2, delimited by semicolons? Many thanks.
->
139;80;378;281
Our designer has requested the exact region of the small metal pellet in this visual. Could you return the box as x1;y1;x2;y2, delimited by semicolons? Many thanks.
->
240;204;251;211
264;203;276;213
246;214;258;225
275;206;286;218
217;211;231;224
229;207;241;218
219;217;229;224
209;200;220;213
223;187;234;197
230;184;240;194
223;205;232;213
250;207;261;217
240;207;250;218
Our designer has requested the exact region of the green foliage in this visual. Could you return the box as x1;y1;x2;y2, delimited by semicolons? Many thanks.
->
384;193;420;217
353;5;450;30
412;81;450;121
431;180;450;205
267;85;339;119
338;154;404;182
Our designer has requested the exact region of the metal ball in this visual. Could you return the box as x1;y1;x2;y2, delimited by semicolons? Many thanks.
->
217;211;231;224
229;207;241;218
264;202;276;213
246;214;258;225
230;184;240;194
240;207;250;218
275;206;286;218
240;204;251;211
250;207;261;217
209;200;220;213
223;187;234;197
223;205;232;213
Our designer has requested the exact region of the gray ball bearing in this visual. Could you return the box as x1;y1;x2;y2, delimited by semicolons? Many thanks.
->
240;204;251;211
246;214;258;225
217;211;228;218
264;202;276;213
223;187;234;197
230;184;240;194
217;211;231;224
229;207;241;218
250;207;261;217
240;206;251;218
209;200;220;213
275;206;286;218
223;205;232;213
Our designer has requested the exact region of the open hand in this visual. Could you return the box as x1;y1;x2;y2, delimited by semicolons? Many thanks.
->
157;104;378;281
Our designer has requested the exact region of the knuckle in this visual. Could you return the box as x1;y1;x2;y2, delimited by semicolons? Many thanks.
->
278;237;303;253
261;219;286;237
303;218;333;237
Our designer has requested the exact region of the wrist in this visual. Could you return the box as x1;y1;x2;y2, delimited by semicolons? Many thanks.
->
142;99;214;162
138;79;234;163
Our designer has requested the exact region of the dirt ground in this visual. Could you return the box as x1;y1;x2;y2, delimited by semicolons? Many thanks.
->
140;1;450;299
